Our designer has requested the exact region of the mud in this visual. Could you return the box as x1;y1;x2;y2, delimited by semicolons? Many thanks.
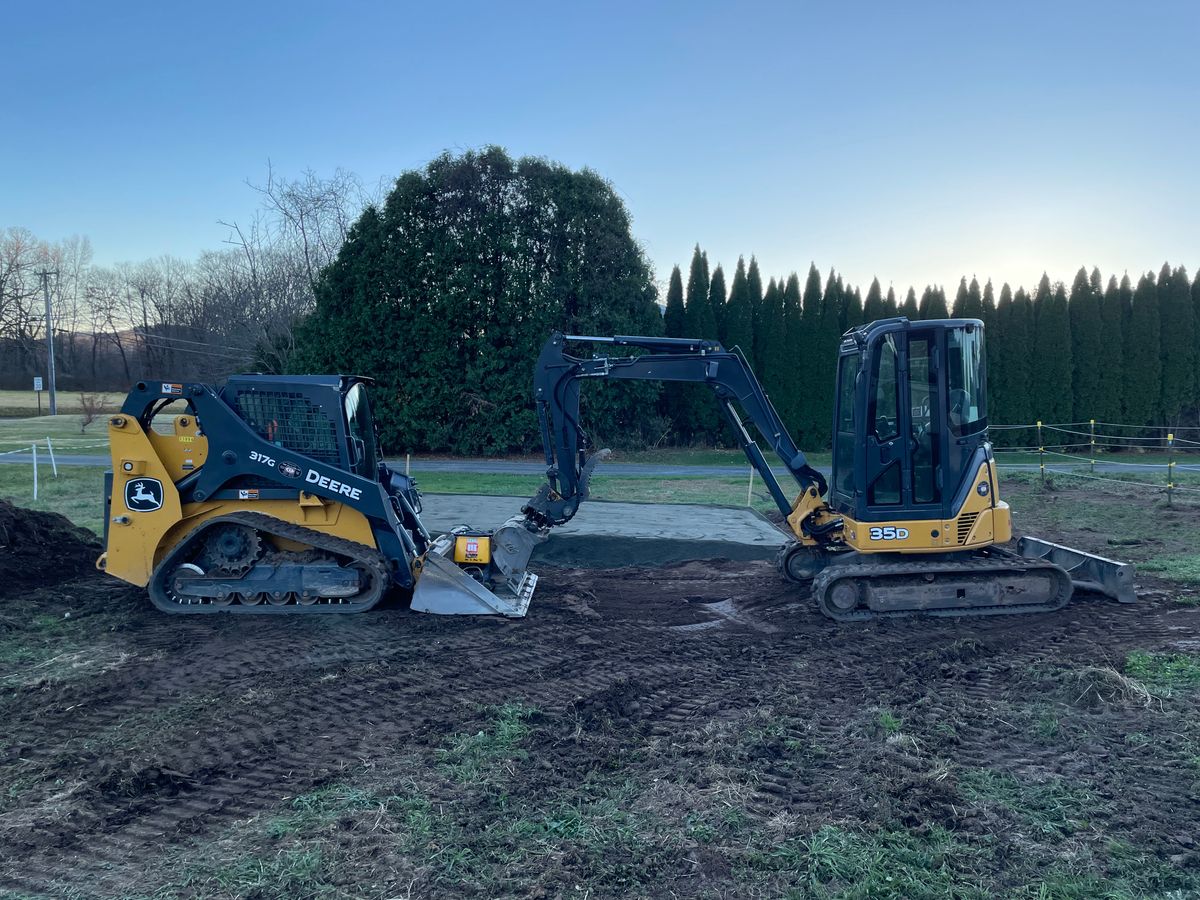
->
0;487;1199;897
0;499;101;594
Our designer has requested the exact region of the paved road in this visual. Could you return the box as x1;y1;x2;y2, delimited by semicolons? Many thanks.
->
0;452;1184;478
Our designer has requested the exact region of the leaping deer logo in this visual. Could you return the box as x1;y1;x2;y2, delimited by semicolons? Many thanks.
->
125;478;163;511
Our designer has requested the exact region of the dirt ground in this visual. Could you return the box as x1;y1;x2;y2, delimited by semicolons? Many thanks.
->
2;483;1200;898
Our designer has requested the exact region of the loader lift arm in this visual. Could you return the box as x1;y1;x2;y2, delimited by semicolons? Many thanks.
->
525;332;829;528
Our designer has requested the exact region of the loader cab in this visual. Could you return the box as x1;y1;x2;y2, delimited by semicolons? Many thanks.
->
830;318;990;523
224;374;382;479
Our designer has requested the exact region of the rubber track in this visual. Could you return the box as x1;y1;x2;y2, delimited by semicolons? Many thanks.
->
811;553;1074;621
148;511;391;614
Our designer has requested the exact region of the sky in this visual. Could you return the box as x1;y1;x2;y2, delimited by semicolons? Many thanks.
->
4;0;1198;296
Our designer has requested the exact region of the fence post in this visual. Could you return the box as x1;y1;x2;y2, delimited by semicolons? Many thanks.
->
1089;419;1095;475
746;466;755;507
1167;432;1175;506
32;443;38;501
1037;421;1045;486
46;437;58;478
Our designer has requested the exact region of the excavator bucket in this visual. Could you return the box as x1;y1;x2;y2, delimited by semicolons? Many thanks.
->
1017;536;1137;605
410;516;545;617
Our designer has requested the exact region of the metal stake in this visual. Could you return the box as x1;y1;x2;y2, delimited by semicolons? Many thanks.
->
1037;421;1045;486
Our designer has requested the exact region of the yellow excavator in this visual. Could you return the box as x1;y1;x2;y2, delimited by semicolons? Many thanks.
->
525;317;1135;620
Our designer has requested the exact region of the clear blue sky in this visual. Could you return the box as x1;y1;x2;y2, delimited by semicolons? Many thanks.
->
4;0;1197;294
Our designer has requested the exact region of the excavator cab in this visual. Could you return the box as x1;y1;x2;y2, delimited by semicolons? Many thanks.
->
830;318;993;529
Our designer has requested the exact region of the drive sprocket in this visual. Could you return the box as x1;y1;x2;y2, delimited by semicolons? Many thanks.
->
199;523;261;574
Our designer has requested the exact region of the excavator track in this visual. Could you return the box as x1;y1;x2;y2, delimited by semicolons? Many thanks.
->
811;551;1073;622
148;512;390;615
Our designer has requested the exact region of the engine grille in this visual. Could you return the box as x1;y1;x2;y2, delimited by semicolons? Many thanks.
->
233;390;341;467
957;512;980;544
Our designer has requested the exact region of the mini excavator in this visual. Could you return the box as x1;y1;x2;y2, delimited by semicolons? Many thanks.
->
97;376;543;616
525;318;1136;620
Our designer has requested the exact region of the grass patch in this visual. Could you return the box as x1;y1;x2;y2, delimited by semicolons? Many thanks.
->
958;769;1096;838
1124;650;1200;693
437;702;535;783
740;823;984;899
0;392;125;418
877;710;903;737
1139;555;1200;584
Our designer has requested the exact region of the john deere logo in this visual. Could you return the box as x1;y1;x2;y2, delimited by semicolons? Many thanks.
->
277;460;303;479
125;478;164;512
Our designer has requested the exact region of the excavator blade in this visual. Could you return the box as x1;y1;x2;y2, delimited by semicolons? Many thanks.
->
410;519;545;617
1017;536;1136;604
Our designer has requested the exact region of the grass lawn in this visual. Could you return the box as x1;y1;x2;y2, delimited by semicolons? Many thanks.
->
0;413;112;451
0;389;125;418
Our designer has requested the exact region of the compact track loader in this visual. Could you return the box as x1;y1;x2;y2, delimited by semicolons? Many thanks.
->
526;318;1136;620
98;375;542;616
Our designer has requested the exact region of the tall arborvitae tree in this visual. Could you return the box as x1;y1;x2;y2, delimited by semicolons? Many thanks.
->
679;247;716;439
843;284;863;330
781;273;803;431
931;286;950;318
885;286;898;316
684;246;714;338
1125;271;1162;425
663;265;685;338
992;284;1014;428
863;278;885;320
966;277;984;318
709;264;728;344
1007;287;1035;433
1030;275;1073;424
1113;274;1132;420
1068;266;1103;421
759;277;789;407
918;286;934;319
952;277;970;316
746;256;765;370
797;264;824;441
1097;275;1125;424
724;257;753;355
1160;264;1195;423
981;279;997;339
901;287;919;318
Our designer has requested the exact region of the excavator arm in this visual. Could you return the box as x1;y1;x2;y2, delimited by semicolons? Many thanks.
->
524;332;828;528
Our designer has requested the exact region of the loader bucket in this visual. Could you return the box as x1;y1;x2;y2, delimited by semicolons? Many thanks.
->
1017;536;1136;604
410;517;546;617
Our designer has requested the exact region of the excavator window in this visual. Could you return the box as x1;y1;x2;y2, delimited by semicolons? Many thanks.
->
947;327;986;435
908;334;940;504
833;352;861;499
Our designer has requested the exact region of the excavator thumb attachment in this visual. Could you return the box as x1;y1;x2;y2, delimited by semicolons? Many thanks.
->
1017;537;1137;605
410;516;546;617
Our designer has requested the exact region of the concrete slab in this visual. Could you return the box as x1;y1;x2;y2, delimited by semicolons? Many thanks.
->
419;494;790;567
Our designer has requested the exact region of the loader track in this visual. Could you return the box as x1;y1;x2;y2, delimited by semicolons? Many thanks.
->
148;511;390;614
811;552;1074;621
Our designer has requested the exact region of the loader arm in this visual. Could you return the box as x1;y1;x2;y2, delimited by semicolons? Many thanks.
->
525;332;828;527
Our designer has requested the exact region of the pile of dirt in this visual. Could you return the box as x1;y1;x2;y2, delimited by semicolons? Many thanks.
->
0;499;101;592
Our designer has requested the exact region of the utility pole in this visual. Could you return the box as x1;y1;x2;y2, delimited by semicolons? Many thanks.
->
38;270;59;415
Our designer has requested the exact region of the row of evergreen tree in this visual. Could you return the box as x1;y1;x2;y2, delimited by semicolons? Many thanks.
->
662;247;1200;448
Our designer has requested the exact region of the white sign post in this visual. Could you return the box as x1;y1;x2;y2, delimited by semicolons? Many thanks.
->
33;376;44;416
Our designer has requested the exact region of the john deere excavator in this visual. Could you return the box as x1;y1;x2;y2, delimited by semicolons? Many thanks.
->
525;317;1135;620
97;375;543;616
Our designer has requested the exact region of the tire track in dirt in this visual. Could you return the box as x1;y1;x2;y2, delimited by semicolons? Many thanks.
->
3;560;1199;897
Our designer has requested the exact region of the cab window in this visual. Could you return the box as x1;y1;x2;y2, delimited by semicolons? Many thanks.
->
344;383;379;476
947;327;986;436
832;352;860;498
